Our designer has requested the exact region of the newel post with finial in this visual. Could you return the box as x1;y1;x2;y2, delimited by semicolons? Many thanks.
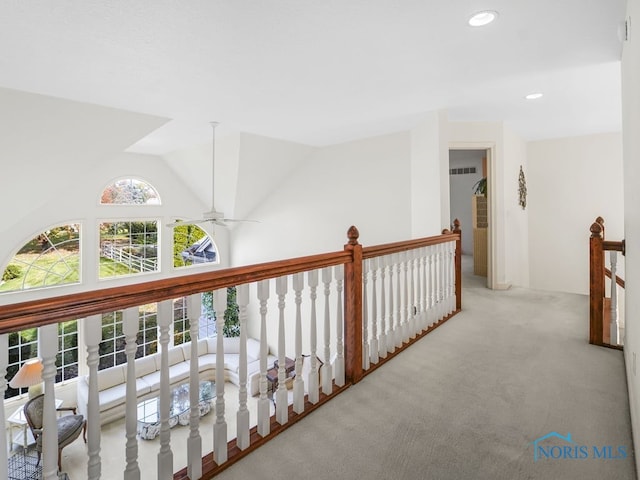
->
453;219;462;311
344;226;364;384
589;218;605;345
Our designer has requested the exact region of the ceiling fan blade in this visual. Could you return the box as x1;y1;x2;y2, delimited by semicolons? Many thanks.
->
166;218;209;227
221;218;260;223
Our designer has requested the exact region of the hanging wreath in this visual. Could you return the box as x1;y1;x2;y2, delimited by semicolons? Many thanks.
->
518;165;527;210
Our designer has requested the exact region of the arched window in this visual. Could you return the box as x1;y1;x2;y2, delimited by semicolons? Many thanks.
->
173;224;218;268
100;178;160;205
0;224;80;293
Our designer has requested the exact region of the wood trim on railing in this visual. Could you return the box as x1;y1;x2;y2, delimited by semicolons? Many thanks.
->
361;233;460;259
453;219;462;311
589;220;605;345
344;226;363;385
589;216;625;348
603;241;624;252
0;251;352;334
605;268;626;289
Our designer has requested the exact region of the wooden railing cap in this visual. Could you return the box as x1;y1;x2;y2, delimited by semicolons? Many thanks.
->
347;226;360;245
590;221;603;238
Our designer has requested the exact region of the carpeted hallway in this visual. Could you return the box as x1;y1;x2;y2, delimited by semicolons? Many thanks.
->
215;257;636;480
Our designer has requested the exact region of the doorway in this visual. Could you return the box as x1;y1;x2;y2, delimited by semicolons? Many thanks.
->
448;148;491;288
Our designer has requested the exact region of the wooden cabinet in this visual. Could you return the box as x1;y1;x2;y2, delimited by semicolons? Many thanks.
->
472;196;488;277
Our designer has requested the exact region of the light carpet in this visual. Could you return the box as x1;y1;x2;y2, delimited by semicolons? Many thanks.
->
215;263;635;480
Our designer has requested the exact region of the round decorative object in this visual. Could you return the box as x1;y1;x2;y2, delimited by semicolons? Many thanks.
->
518;165;527;210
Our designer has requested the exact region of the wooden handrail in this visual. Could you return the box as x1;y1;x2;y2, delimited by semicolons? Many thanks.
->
603;240;625;253
605;268;626;289
0;250;352;334
0;225;462;336
589;216;625;347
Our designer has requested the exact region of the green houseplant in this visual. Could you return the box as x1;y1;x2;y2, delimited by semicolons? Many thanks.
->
473;177;487;196
201;287;240;337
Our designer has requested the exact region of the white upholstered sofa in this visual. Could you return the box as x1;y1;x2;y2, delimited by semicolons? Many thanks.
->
77;337;276;426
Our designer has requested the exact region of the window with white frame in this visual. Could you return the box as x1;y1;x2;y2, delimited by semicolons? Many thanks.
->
5;328;39;399
173;224;218;268
56;320;78;383
99;220;158;278
100;178;160;205
137;304;158;356
1;176;232;395
1;224;80;294
98;311;125;370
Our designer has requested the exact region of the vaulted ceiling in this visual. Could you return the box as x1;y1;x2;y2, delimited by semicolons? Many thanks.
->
0;1;626;155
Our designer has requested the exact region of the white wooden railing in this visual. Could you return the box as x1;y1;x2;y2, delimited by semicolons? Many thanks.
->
1;224;461;479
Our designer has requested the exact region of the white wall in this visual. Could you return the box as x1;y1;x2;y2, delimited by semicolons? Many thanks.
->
410;112;446;238
234;133;316;221
527;132;623;294
502;126;529;288
622;0;640;475
0;87;168;229
449;151;484;254
229;131;424;353
231;131;415;267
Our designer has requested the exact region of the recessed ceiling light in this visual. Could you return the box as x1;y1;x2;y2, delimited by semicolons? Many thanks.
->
525;93;544;100
468;10;498;27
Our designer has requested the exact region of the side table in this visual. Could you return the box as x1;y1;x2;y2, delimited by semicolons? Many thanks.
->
266;357;296;395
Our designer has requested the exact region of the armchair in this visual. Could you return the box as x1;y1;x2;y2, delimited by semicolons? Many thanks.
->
23;394;86;472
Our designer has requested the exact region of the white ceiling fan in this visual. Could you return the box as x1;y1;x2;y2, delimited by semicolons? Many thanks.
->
167;122;258;228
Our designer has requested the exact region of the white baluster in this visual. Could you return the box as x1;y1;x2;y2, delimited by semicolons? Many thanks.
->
40;324;58;480
427;245;435;326
321;267;334;394
84;315;102;480
435;244;442;321
440;243;447;318
441;243;447;320
187;294;202;479
362;260;370;371
420;247;428;331
370;257;379;365
403;251;411;342
308;270;320;403
433;244;440;321
334;265;345;387
122;308;140;480
292;273;305;413
213;288;228;465
236;284;250;449
443;243;450;318
387;254;396;353
408;250;416;339
257;280;271;436
610;251;619;345
0;334;6;473
378;256;389;359
275;276;288;424
157;301;174;480
450;241;456;314
395;254;403;348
